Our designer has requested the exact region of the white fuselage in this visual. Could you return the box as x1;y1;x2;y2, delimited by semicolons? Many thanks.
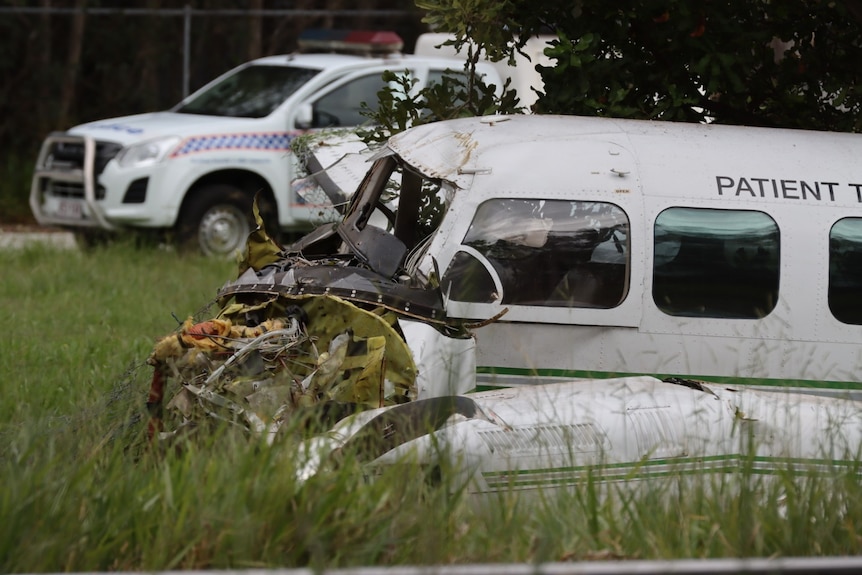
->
304;376;862;495
377;116;862;395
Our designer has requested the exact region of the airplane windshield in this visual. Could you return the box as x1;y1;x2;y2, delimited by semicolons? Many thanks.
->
338;155;449;279
174;65;320;118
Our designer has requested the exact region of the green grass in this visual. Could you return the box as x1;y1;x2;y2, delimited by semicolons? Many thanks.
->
1;242;862;571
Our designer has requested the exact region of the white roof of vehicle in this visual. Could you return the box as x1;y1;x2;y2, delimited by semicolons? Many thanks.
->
247;52;484;71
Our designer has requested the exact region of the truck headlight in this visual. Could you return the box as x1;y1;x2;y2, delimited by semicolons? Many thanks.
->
116;136;180;168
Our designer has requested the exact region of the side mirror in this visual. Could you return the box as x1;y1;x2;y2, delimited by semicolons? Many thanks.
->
295;103;313;129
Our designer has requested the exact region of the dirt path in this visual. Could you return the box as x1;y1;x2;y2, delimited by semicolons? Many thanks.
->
0;224;76;249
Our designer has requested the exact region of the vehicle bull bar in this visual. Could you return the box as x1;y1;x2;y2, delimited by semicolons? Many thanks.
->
29;133;116;231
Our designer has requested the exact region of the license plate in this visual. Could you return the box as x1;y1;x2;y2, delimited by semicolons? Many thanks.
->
45;197;86;220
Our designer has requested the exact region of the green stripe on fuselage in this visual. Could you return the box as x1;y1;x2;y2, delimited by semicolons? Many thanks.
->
475;366;862;392
481;454;862;489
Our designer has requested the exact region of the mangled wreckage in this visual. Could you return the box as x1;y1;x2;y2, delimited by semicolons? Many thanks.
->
146;202;477;442
146;115;862;493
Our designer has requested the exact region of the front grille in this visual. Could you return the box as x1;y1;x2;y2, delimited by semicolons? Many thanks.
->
47;181;83;198
48;139;123;175
40;180;106;200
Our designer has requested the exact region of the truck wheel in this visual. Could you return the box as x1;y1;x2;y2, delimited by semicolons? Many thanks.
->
178;184;254;257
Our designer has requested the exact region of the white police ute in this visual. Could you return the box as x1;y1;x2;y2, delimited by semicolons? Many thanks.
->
29;30;503;256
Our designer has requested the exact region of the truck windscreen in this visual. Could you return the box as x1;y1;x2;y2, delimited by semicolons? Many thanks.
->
175;65;320;118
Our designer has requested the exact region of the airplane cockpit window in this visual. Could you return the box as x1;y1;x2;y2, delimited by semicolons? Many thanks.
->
338;156;448;280
828;218;862;325
653;207;779;319
442;199;630;307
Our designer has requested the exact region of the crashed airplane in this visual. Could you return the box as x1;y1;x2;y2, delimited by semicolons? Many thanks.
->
146;114;862;492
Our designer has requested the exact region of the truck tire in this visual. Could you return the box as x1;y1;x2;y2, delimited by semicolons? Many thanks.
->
177;184;254;257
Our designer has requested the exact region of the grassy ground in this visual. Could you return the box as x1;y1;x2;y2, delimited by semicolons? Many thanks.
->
1;243;862;572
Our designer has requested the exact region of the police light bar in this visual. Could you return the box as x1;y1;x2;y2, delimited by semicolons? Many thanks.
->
297;29;404;54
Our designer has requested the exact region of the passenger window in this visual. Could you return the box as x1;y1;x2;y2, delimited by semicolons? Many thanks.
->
829;218;862;325
653;208;779;319
442;199;630;307
310;73;389;128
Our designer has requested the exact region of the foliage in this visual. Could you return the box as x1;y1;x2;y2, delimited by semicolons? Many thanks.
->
356;56;520;233
357;65;521;146
417;0;544;65
418;0;862;132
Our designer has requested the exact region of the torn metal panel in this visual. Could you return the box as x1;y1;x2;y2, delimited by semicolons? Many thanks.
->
291;130;375;213
219;263;449;324
387;127;476;189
